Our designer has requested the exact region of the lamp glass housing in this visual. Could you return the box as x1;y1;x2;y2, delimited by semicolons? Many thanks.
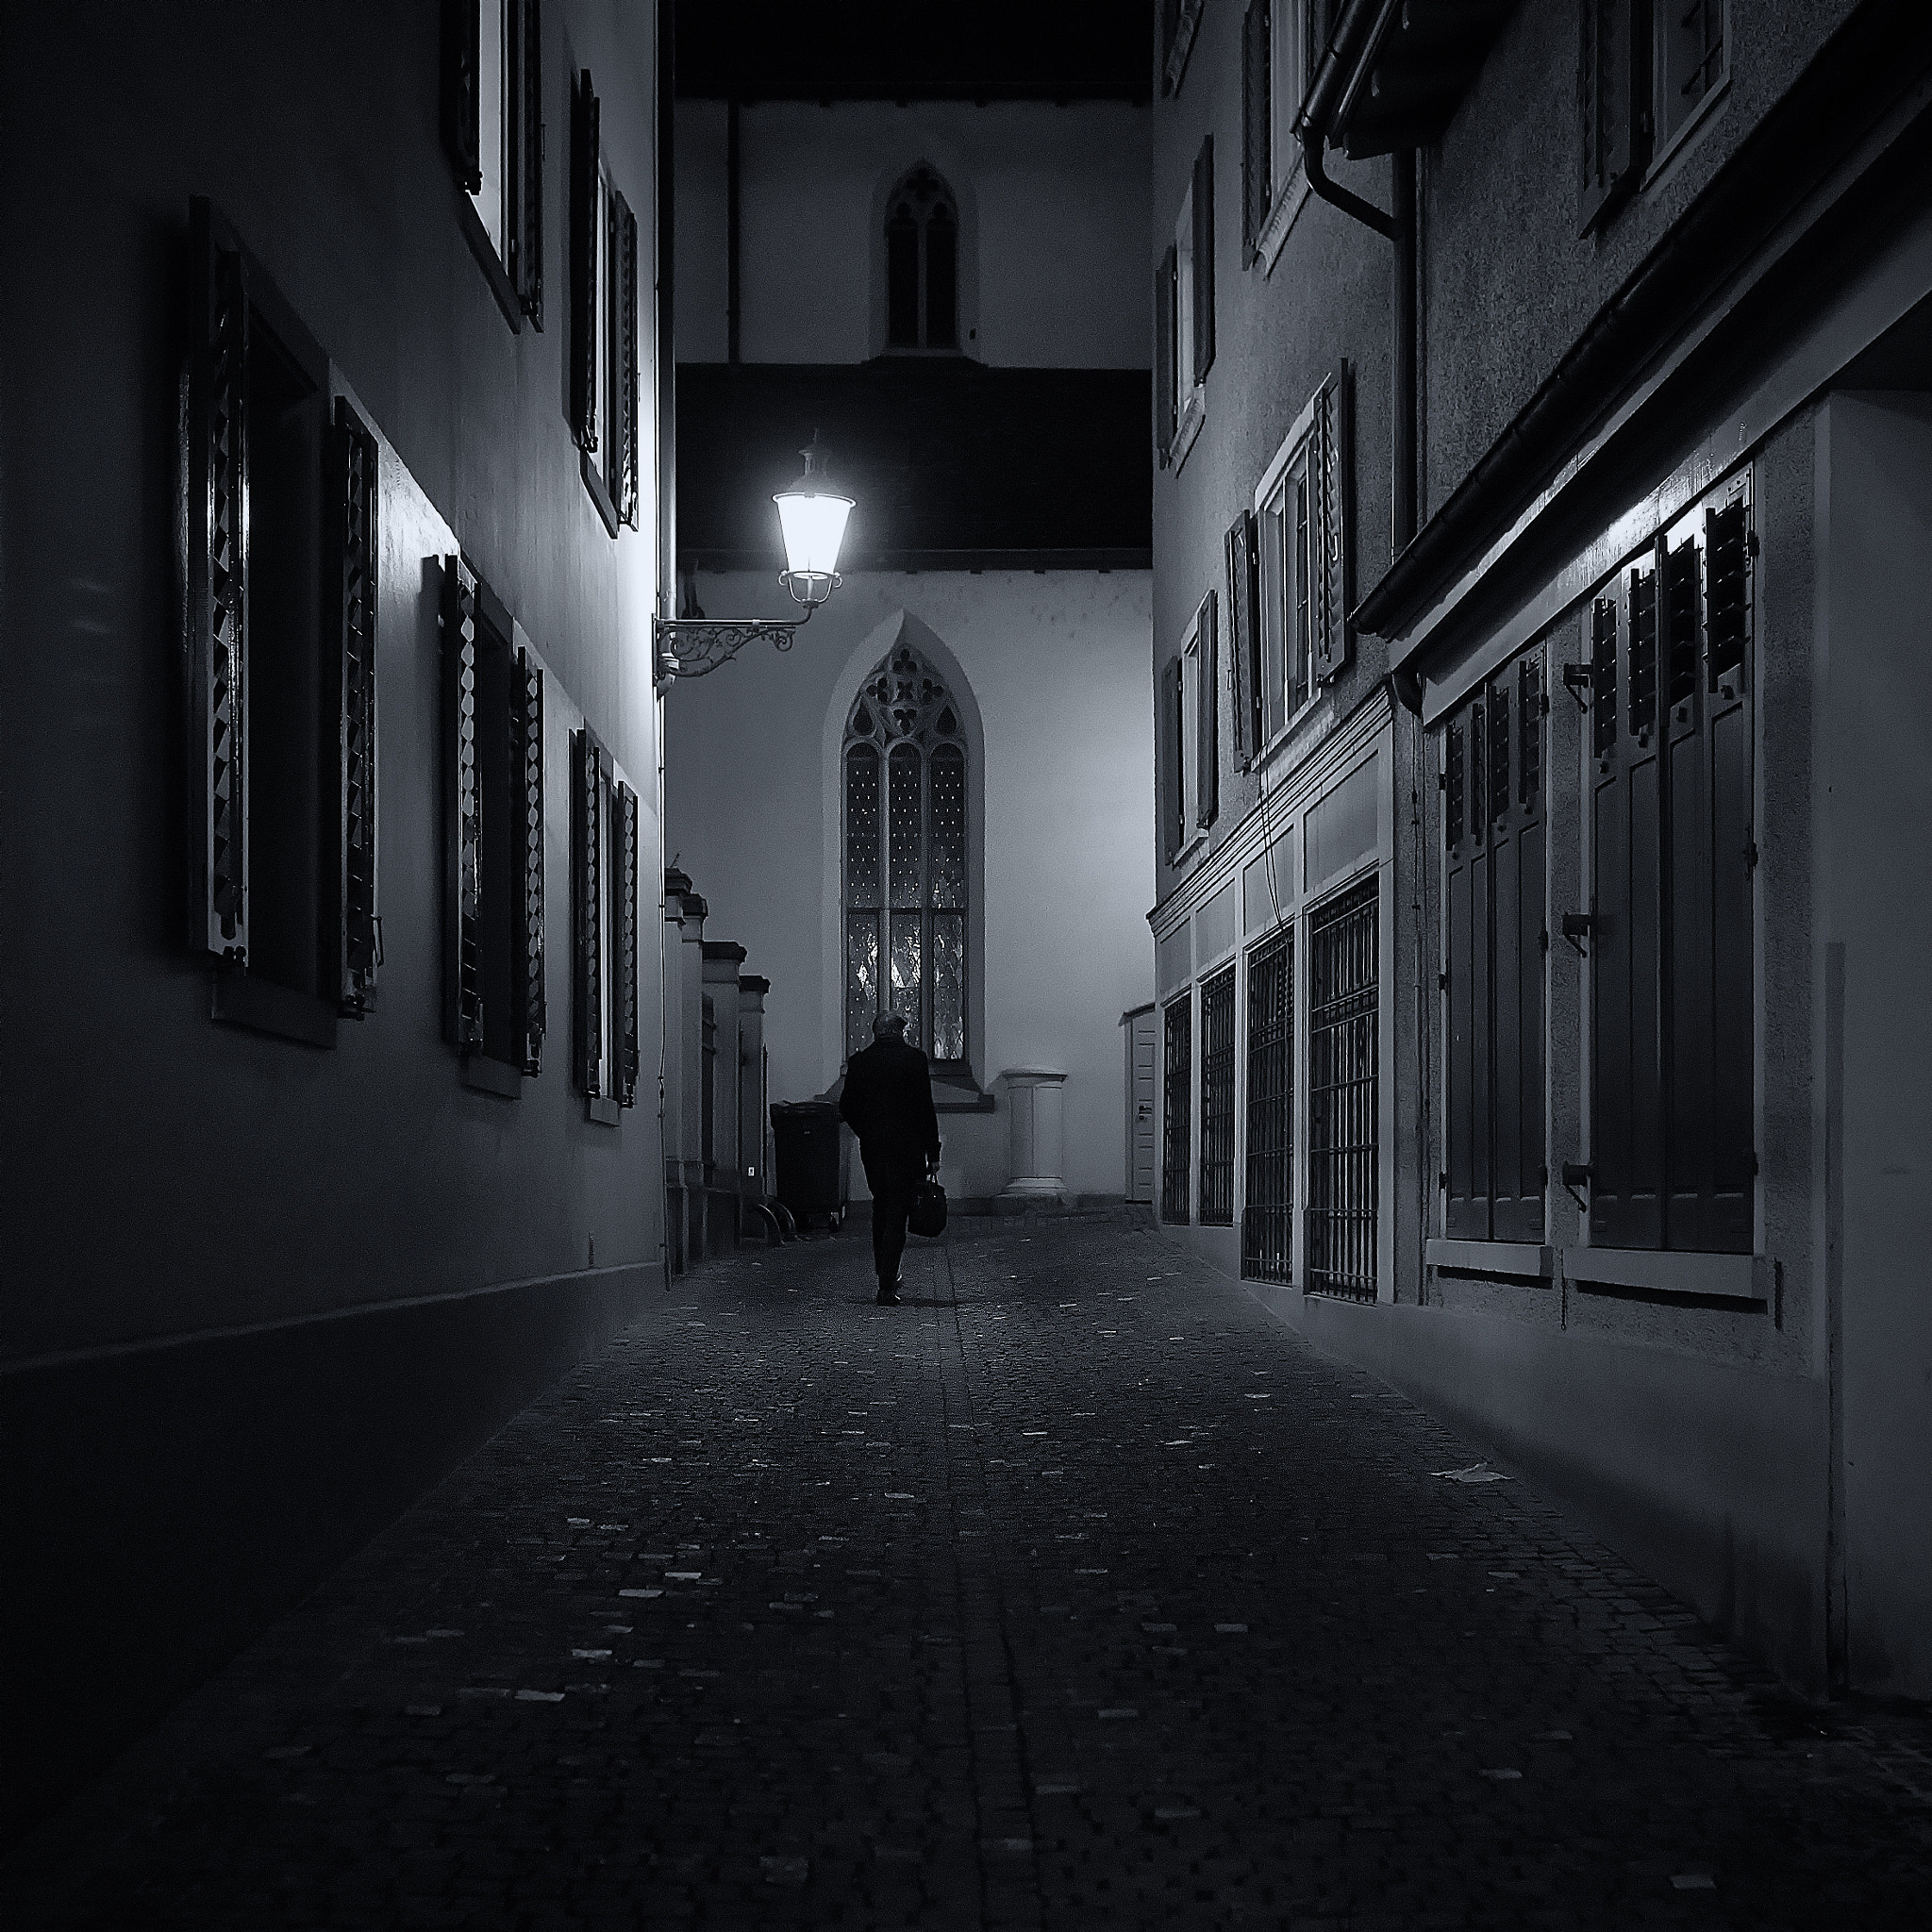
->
774;488;853;598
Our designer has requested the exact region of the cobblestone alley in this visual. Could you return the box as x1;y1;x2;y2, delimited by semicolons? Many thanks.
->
8;1214;1931;1930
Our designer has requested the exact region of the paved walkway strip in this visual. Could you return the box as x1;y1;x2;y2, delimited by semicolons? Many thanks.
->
7;1215;1930;1928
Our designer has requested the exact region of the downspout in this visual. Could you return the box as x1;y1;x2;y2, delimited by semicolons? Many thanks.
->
656;0;676;1288
726;95;741;366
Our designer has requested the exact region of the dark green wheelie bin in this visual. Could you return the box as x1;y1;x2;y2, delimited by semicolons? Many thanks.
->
770;1101;851;1232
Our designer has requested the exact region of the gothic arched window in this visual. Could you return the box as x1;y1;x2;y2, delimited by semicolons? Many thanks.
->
843;644;968;1065
885;165;958;351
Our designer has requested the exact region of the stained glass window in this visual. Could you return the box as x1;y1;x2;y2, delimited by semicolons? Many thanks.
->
842;642;969;1065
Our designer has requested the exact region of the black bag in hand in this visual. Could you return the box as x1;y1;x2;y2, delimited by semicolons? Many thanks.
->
908;1176;948;1239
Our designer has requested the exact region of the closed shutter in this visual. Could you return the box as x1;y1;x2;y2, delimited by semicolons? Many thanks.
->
1241;0;1272;262
328;398;380;1017
617;781;640;1106
1192;136;1215;383
1155;244;1176;465
442;557;484;1051
569;70;600;453
1225;512;1261;770
1578;0;1645;236
513;0;543;325
516;652;546;1074
1491;654;1546;1241
441;0;482;194
1197;590;1220;829
187;199;250;964
1443;710;1482;1237
614;190;640;526
1314;375;1350;684
573;728;604;1094
1164;657;1186;854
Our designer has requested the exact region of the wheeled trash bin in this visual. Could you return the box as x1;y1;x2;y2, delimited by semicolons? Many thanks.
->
770;1100;850;1233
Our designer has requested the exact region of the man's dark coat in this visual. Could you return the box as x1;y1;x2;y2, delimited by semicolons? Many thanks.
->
838;1037;941;1193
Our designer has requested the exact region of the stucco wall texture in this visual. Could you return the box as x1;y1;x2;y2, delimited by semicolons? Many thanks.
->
1421;0;1864;517
666;570;1156;1205
0;0;666;1361
675;100;1152;369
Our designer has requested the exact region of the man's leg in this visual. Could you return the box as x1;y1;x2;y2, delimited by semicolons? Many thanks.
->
873;1189;910;1297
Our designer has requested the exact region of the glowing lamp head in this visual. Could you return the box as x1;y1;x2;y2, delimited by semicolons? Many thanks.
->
773;436;854;610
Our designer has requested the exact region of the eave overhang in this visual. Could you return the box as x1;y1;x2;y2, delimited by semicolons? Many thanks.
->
1322;0;1517;160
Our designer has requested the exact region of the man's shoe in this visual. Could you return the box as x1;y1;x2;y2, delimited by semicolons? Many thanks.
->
875;1281;903;1306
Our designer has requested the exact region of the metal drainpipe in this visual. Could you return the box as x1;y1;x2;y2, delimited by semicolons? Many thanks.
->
726;96;741;366
656;0;676;1289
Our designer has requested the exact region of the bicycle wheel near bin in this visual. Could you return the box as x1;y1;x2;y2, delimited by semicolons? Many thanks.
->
770;1101;851;1233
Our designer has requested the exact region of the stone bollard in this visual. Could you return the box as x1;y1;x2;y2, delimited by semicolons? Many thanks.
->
997;1068;1068;1208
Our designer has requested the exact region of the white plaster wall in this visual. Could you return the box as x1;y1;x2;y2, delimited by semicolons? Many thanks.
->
1819;392;1932;1699
664;571;1156;1202
675;101;1150;368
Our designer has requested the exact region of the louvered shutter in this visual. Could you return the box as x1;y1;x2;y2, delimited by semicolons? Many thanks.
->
1578;0;1645;236
187;199;250;965
1314;377;1350;683
1161;657;1184;854
1241;0;1271;262
1192;137;1215;384
513;0;543;325
1225;513;1258;770
1197;590;1220;829
569;70;600;453
328;398;380;1017
1443;705;1484;1238
1155;245;1176;466
442;557;484;1051
574;728;604;1093
617;781;641;1106
516;652;546;1074
441;0;483;194
614;189;640;527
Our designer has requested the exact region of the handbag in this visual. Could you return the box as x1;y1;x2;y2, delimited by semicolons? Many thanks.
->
908;1177;948;1239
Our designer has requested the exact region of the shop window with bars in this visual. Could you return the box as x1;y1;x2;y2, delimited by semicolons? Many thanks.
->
1306;875;1378;1299
1587;480;1754;1253
1199;966;1237;1224
1161;993;1193;1224
1242;930;1293;1280
1443;643;1546;1242
842;643;969;1067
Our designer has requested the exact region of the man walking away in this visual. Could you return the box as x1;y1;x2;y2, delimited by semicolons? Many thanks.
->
838;1011;941;1306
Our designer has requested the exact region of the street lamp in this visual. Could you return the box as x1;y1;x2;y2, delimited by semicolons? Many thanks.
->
656;436;855;682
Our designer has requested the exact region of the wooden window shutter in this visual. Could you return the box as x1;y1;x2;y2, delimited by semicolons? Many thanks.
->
1578;0;1646;236
617;781;641;1106
1160;657;1182;853
1224;512;1261;770
1191;137;1215;384
1197;591;1220;830
1490;658;1545;1243
573;727;604;1093
569;70;600;453
516;651;546;1074
614;189;641;527
441;557;484;1050
187;198;250;965
1443;703;1485;1239
1241;0;1271;263
327;398;380;1017
1314;375;1350;683
1155;245;1176;465
512;0;543;325
441;0;483;193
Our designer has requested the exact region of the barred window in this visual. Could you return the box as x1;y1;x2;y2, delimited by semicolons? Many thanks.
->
842;644;969;1068
1307;875;1378;1300
1199;966;1237;1225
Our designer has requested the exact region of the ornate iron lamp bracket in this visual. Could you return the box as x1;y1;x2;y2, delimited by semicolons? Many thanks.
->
654;608;813;685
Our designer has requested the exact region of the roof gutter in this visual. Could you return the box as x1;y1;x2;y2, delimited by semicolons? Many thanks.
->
1294;0;1399;242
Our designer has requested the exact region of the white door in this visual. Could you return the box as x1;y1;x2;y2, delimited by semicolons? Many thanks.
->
1124;1007;1158;1203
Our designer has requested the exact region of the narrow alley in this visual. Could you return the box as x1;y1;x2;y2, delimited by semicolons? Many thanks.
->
9;1218;1928;1931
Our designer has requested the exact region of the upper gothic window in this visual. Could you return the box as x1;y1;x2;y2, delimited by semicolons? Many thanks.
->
885;166;958;352
843;645;968;1066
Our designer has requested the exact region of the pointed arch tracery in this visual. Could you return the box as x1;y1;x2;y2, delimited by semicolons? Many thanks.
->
842;642;968;1064
885;163;958;351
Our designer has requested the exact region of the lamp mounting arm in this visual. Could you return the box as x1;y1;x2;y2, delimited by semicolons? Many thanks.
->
655;603;815;684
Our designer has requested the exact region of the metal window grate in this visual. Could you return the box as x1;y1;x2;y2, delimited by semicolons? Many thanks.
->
1306;875;1378;1300
1199;967;1236;1224
1242;931;1293;1281
1161;994;1192;1224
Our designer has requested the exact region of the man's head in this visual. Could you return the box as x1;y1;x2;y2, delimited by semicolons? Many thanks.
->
872;1011;908;1042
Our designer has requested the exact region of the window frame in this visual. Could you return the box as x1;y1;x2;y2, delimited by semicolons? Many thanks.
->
572;724;638;1123
882;164;962;356
571;66;637;538
1162;146;1214;472
442;0;544;332
1242;0;1317;273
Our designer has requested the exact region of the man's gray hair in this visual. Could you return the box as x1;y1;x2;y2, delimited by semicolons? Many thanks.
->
872;1010;908;1040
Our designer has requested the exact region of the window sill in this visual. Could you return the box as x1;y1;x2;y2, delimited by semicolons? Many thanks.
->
1170;389;1207;475
462;1053;523;1099
581;449;621;539
1257;170;1313;277
210;967;339;1049
586;1093;623;1127
1257;692;1331;775
1642;74;1730;197
458;192;524;336
1162;0;1204;95
1167;828;1208;872
1427;1237;1554;1280
1561;1246;1767;1303
933;1068;996;1114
